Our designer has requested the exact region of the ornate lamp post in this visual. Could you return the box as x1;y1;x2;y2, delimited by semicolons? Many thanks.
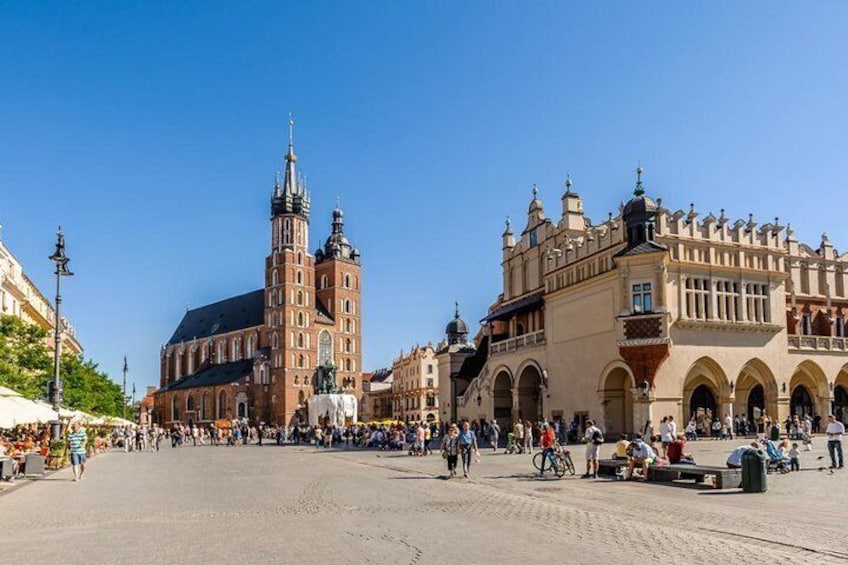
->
48;226;73;440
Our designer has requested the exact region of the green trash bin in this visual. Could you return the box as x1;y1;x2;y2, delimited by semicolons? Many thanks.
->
741;448;767;493
769;425;780;442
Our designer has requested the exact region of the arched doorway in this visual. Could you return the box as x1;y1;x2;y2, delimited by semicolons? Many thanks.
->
689;385;717;423
517;364;542;423
492;371;512;428
790;385;814;417
235;392;248;420
834;385;848;424
601;366;634;436
747;384;765;423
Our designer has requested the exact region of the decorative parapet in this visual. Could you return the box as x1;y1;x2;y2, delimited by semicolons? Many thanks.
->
490;329;546;356
788;335;848;352
675;319;783;334
616;312;671;347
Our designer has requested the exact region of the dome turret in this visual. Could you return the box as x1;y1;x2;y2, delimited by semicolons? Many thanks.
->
446;302;469;345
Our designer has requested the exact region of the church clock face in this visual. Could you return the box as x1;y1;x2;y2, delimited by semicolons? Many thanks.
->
318;331;332;366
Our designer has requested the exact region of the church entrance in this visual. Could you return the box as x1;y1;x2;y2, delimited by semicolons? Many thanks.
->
517;365;542;423
689;384;717;426
834;386;848;424
492;371;512;429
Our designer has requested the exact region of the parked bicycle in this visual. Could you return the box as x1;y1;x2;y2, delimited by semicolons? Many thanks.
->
532;443;575;478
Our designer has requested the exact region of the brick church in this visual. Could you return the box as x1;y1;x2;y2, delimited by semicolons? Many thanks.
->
153;122;362;427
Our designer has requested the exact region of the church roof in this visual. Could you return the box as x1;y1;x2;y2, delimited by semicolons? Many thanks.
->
613;240;667;258
160;359;254;392
168;290;264;345
315;299;335;325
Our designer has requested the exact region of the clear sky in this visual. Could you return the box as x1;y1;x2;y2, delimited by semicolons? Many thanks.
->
2;3;847;394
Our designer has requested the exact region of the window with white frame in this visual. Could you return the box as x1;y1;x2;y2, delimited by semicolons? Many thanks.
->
685;278;710;319
631;282;653;314
231;339;239;362
746;283;770;323
715;280;740;322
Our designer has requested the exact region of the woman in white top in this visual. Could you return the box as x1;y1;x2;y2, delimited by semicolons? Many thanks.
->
659;417;672;457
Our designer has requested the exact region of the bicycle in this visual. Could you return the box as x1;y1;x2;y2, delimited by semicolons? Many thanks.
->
532;443;575;478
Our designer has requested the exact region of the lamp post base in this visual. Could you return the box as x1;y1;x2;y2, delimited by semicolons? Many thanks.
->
50;420;63;442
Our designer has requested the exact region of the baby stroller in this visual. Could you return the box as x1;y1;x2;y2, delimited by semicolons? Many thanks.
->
505;432;523;454
761;440;790;474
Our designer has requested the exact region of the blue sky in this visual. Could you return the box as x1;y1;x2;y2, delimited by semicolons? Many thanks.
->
2;3;847;393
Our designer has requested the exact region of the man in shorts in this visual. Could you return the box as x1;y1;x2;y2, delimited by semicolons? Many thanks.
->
67;421;88;482
627;434;656;480
582;419;603;479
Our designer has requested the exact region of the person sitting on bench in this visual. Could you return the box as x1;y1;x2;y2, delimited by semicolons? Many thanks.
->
613;433;630;460
726;442;760;469
627;434;656;481
666;434;695;465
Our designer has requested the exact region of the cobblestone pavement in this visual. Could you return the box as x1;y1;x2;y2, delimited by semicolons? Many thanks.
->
0;439;845;564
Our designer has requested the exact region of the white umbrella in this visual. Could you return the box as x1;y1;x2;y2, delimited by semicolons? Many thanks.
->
34;399;74;419
0;396;58;426
0;385;23;397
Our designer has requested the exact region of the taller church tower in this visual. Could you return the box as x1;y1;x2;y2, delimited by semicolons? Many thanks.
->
265;117;318;424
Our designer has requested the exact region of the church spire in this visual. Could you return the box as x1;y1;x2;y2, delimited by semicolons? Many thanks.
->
283;113;298;195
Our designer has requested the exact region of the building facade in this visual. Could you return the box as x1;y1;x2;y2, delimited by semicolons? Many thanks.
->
154;124;363;427
391;345;439;424
456;169;848;435
0;232;83;354
361;368;393;421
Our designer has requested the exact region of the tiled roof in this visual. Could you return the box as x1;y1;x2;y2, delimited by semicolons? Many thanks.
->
614;240;668;258
481;292;544;323
159;359;254;393
168;290;264;345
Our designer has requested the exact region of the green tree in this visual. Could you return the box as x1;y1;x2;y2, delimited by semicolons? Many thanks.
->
60;354;125;418
0;315;51;398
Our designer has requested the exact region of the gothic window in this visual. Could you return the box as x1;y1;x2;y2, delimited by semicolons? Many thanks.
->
716;280;740;322
298;332;304;348
217;341;226;363
345;358;351;371
837;269;845;298
800;263;810;295
171;395;180;421
290;331;295;347
217;391;227;419
345;338;352;353
298;312;304;327
802;313;812;335
746;283;770;323
272;269;278;286
298;354;304;368
837;313;845;338
283;219;292;245
297;252;303;265
297;291;303;306
272;333;279;348
685;278;710;320
318;330;332;365
321;275;328;289
631;282;653;314
231;339;240;362
297;270;303;285
344;274;351;288
246;336;254;359
345;318;351;333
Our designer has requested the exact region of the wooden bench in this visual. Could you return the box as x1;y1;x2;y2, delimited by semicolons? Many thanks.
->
647;464;741;489
597;458;630;477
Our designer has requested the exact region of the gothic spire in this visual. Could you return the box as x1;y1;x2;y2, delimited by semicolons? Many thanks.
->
283;113;298;195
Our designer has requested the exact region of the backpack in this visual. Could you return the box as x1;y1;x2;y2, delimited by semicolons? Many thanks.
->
591;429;604;445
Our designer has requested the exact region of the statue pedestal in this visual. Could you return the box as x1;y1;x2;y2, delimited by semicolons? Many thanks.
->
307;393;358;428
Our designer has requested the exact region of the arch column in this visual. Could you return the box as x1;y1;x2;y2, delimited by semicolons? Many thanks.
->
511;386;520;422
631;387;654;436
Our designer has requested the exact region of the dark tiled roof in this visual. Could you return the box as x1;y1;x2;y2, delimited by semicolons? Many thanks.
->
168;290;264;345
315;299;335;325
614;240;668;258
481;292;544;323
160;359;254;393
456;336;488;381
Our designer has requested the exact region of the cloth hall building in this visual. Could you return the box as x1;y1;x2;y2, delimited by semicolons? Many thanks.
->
452;169;848;436
153;126;362;426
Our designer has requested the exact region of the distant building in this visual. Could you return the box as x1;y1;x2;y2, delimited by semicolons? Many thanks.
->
456;169;848;434
154;123;363;426
435;303;478;424
0;230;83;354
138;386;156;427
391;344;438;424
361;368;393;421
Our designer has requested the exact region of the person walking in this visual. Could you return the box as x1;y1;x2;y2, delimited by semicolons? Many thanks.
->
582;419;604;479
490;419;501;453
513;419;525;454
458;421;479;478
68;421;88;482
539;423;556;477
524;420;534;455
826;414;845;469
441;423;460;478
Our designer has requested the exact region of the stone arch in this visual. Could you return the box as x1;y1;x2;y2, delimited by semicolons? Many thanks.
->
599;361;635;436
734;358;779;424
492;369;513;428
682;357;729;429
790;360;829;417
516;361;543;423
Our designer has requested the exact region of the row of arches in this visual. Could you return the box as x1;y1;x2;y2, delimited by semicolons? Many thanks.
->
491;362;544;428
601;357;848;435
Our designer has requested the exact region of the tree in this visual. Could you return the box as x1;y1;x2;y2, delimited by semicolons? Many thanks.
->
60;354;125;417
0;315;51;398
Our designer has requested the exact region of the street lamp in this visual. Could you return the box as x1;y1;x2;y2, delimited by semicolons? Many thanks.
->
48;226;73;441
123;356;129;421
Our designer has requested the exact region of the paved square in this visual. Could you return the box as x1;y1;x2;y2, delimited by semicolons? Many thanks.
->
1;440;846;564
